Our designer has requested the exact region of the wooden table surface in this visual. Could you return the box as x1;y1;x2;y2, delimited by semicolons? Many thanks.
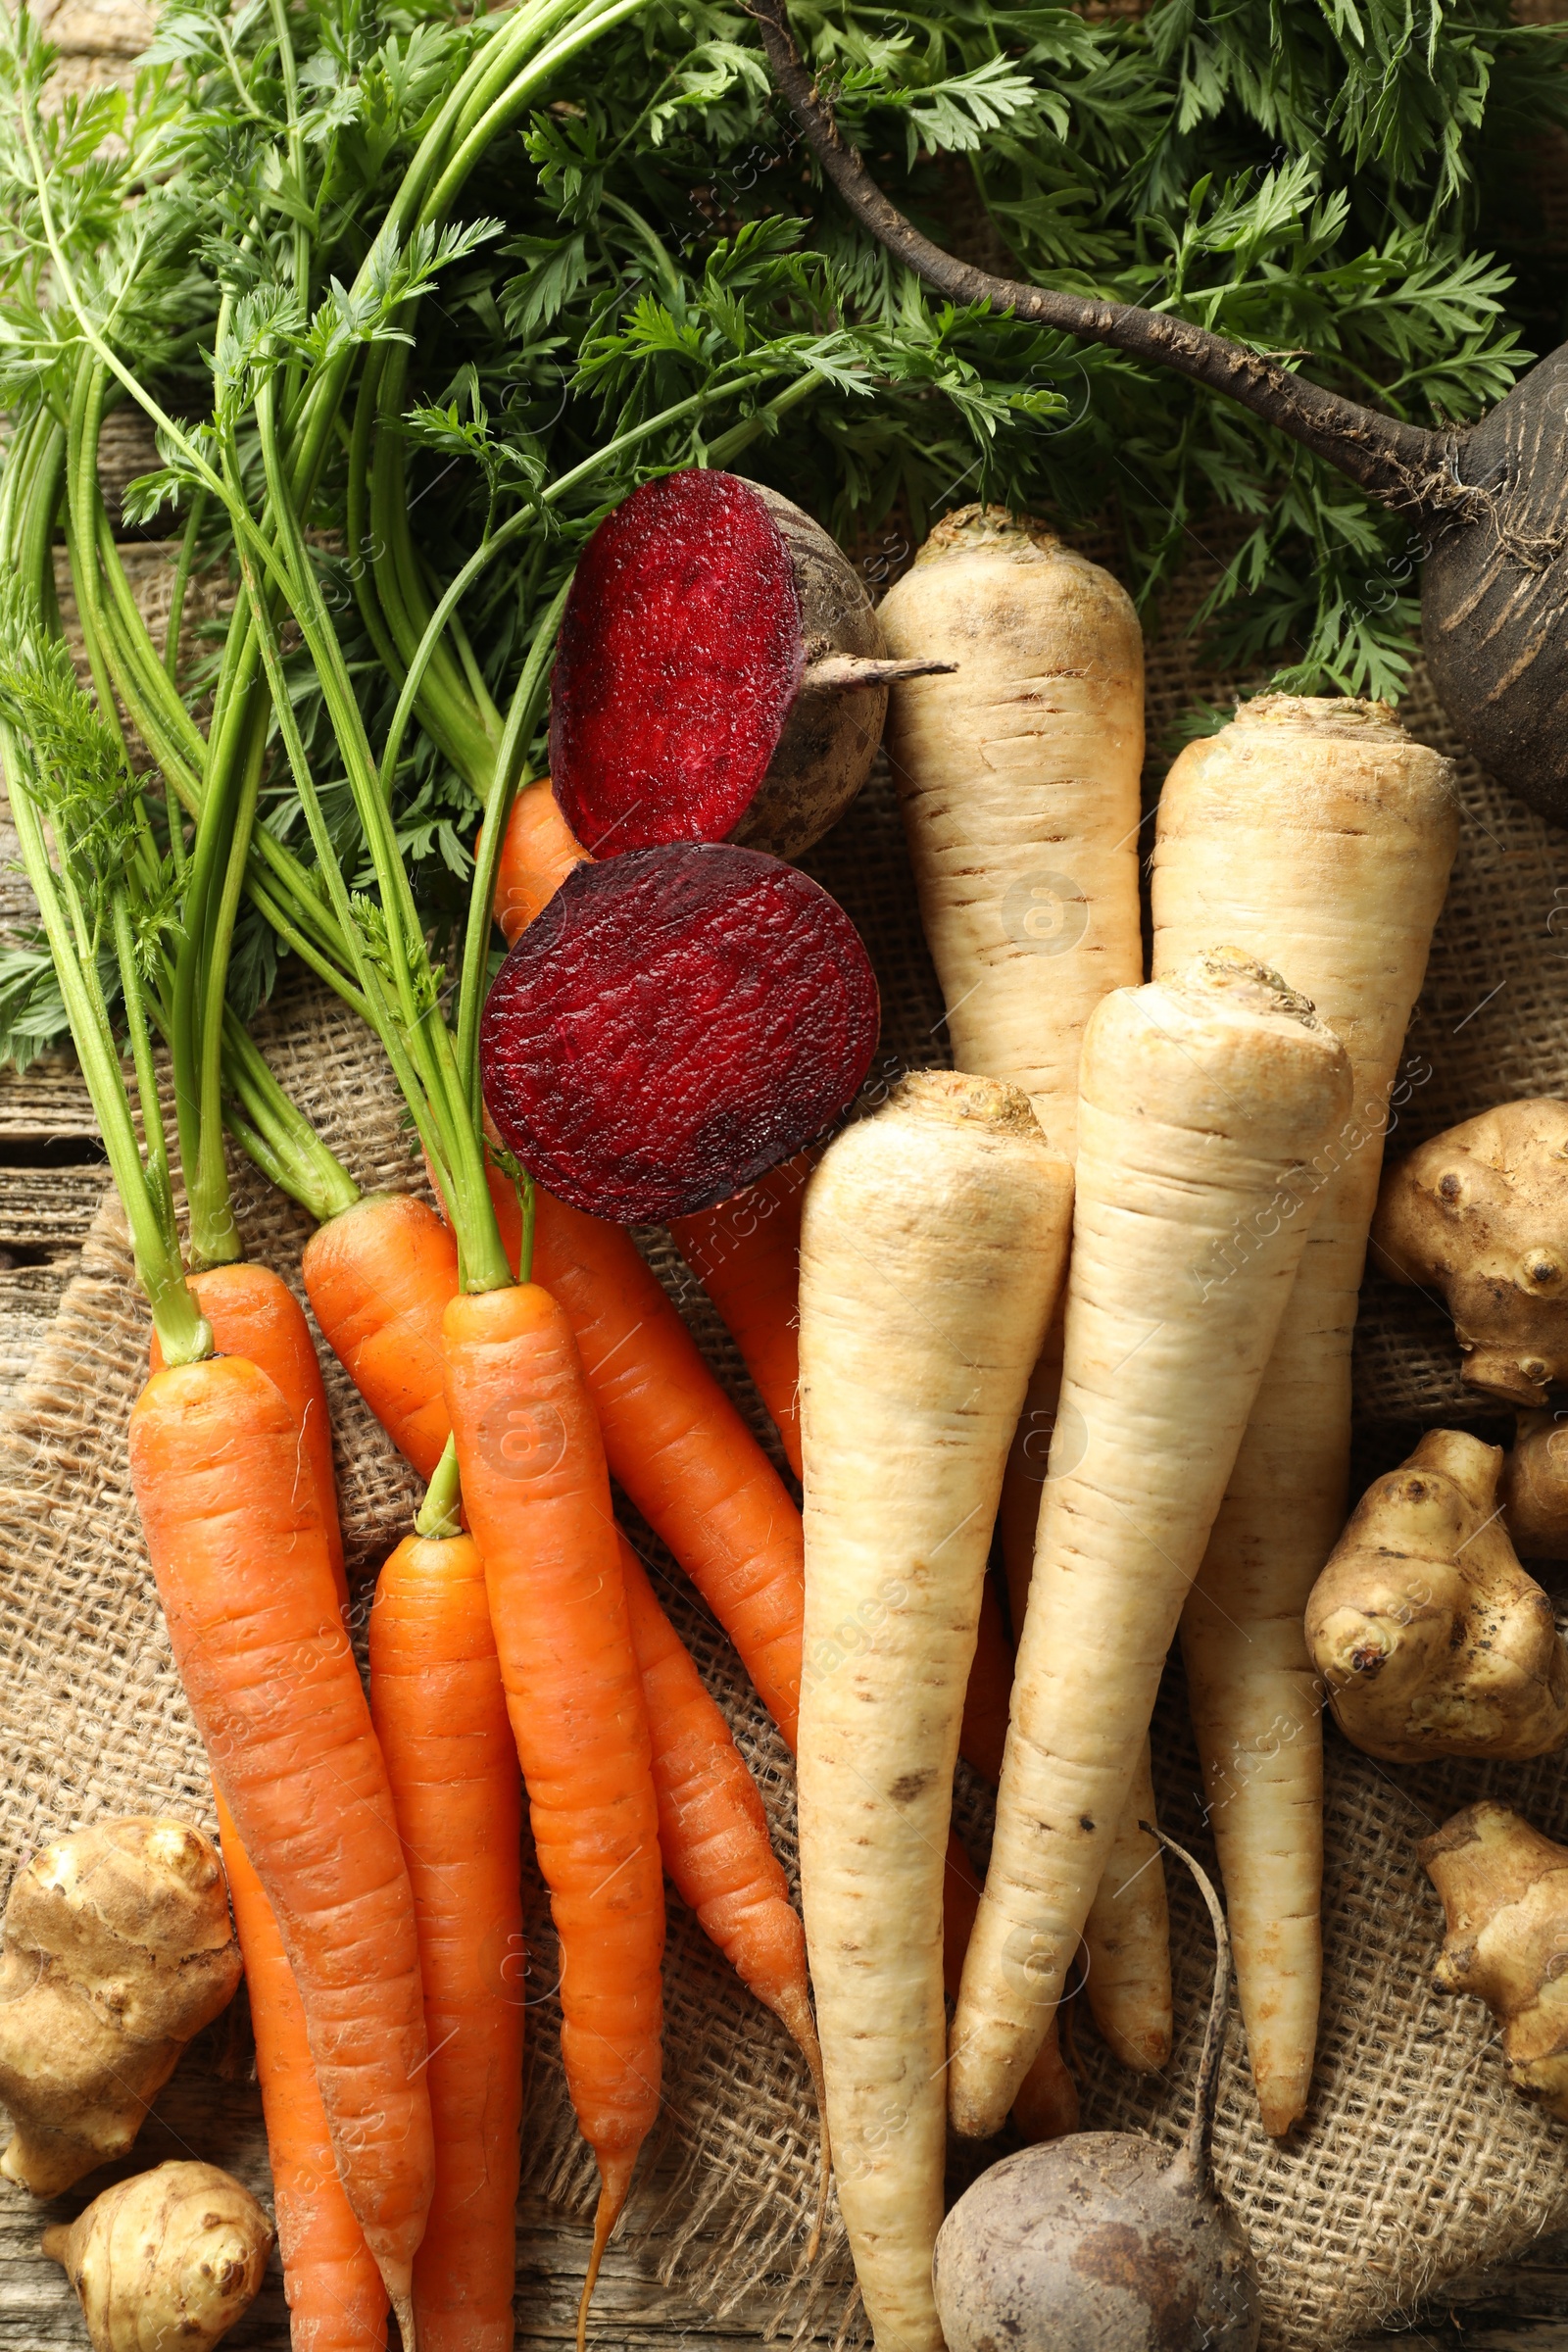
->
4;8;1568;2339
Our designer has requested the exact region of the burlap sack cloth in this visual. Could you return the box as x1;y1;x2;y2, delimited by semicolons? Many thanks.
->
3;539;1567;2348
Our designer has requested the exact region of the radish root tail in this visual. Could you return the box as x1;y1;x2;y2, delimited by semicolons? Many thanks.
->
1146;1823;1232;2184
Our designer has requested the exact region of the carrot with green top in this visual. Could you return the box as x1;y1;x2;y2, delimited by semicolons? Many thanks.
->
149;1259;343;1590
0;573;434;2340
190;1282;386;2352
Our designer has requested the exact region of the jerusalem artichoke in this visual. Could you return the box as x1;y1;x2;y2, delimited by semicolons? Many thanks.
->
1305;1431;1568;1761
43;2160;272;2352
1420;1801;1568;2125
1372;1100;1568;1407
0;1819;242;2195
1502;1410;1568;1559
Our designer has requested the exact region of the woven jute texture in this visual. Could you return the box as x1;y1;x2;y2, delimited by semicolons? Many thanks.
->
4;548;1568;2350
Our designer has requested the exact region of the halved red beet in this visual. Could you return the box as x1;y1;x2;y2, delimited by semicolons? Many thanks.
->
479;843;880;1222
550;468;949;861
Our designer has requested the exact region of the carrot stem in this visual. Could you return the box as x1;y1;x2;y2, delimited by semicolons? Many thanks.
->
455;576;570;1117
219;1011;363;1226
415;1438;464;1541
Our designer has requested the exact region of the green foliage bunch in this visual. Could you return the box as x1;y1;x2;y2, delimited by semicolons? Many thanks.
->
0;0;1562;1064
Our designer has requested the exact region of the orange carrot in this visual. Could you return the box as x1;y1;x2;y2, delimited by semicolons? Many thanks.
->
168;1278;383;2346
370;1533;525;2352
128;1357;433;2336
149;1261;343;1590
668;1158;808;1479
218;1793;390;2352
303;1194;459;1482
487;1172;808;1747
616;1531;827;2245
490;778;590;947
443;1284;664;2350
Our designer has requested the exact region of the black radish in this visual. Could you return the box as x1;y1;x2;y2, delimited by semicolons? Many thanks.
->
753;0;1568;828
931;1833;1259;2352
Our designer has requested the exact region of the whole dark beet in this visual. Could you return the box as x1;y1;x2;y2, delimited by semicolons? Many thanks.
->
933;1837;1258;2352
549;469;950;861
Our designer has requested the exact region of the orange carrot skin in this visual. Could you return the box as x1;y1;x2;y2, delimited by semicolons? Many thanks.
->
369;1534;524;2352
218;1792;390;2352
150;1262;344;1592
491;780;589;947
486;1173;807;1749
443;1285;664;2214
188;1290;378;2343
303;1195;458;1482
128;1356;433;2306
668;1157;808;1480
616;1534;805;2023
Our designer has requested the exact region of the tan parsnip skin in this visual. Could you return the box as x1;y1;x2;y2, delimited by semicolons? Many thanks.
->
799;1071;1073;2352
1152;696;1457;2133
879;506;1144;1152
950;951;1352;2138
880;508;1167;2072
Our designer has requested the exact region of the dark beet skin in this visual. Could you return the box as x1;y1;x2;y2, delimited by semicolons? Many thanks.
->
551;471;805;856
479;844;880;1223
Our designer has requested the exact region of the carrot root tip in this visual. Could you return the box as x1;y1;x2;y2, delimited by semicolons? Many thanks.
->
771;1984;831;2263
577;2162;634;2352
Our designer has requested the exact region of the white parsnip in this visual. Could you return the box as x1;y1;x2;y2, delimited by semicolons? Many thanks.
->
879;506;1144;1156
881;507;1168;2074
1152;697;1457;2133
798;1071;1072;2352
950;950;1352;2137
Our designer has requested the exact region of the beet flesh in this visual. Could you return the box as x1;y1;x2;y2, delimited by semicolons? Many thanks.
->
479;843;880;1222
550;469;897;861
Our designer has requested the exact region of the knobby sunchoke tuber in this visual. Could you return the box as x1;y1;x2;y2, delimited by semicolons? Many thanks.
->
1502;1411;1568;1559
1372;1100;1568;1407
43;2160;273;2352
0;1819;242;2194
1304;1431;1568;1761
1420;1801;1568;2124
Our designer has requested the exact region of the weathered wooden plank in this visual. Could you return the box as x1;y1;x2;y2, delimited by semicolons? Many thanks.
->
0;1061;97;1143
0;1167;111;1254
